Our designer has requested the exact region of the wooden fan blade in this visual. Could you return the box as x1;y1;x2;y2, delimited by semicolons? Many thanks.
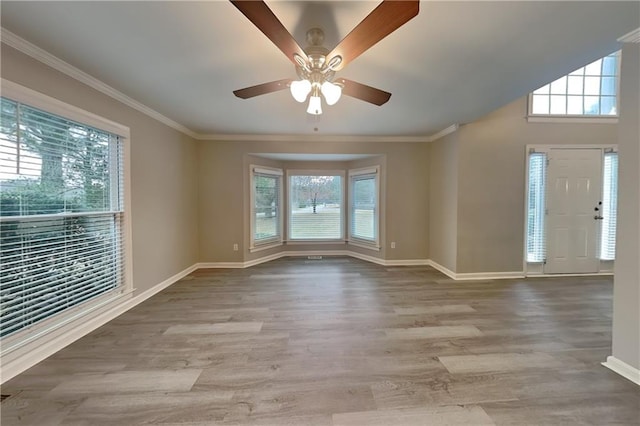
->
327;0;419;71
230;0;307;65
337;78;391;106
233;79;292;99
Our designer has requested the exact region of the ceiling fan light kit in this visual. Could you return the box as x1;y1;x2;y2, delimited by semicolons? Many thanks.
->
230;0;419;116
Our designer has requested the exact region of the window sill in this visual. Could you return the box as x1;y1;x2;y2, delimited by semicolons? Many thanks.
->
250;241;283;253
527;115;618;124
285;240;346;245
347;240;381;251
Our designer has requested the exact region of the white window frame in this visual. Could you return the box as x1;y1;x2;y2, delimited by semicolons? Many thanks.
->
527;51;620;124
286;169;345;242
0;79;133;361
348;166;380;250
249;165;283;252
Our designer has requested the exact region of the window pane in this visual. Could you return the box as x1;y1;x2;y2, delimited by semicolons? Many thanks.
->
600;153;618;260
602;55;618;76
532;95;549;114
290;175;342;239
584;58;602;75
601;96;617;115
584;96;600;114
533;84;550;95
584;76;601;96
567;96;583;114
527;153;546;262
569;67;584;76
601;77;616;96
567;76;584;95
254;174;279;242
550;95;567;114
352;176;376;240
549;76;567;94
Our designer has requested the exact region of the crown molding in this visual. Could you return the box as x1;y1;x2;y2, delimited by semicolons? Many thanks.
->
1;27;455;143
1;28;198;138
197;124;458;143
618;28;640;44
197;133;431;143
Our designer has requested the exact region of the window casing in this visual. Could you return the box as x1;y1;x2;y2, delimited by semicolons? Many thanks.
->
0;82;130;347
288;171;344;241
349;166;380;248
250;166;283;249
529;51;620;118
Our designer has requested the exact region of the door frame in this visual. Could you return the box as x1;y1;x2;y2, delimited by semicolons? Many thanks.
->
523;144;617;276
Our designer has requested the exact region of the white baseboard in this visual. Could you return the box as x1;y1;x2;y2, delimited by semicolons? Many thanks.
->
602;356;640;385
426;260;524;280
0;263;198;384
426;259;457;279
198;251;432;269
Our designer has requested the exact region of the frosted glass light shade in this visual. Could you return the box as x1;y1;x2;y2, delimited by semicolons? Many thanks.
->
307;95;322;115
321;81;342;106
290;79;312;103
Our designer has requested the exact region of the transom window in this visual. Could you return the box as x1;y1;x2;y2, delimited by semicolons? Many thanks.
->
530;51;620;116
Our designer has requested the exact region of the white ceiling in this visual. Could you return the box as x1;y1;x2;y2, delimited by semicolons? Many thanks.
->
1;1;638;138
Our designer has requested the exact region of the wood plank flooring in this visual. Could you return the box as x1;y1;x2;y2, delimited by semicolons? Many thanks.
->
1;257;638;425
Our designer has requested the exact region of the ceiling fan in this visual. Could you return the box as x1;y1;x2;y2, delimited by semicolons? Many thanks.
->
230;0;419;115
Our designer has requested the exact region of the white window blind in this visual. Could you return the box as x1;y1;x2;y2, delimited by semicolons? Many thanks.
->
526;152;546;263
289;173;343;240
252;167;282;246
0;97;125;339
600;152;618;260
349;169;378;243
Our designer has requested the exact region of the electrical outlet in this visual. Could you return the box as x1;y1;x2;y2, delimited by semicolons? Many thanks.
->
233;243;239;251
391;242;396;249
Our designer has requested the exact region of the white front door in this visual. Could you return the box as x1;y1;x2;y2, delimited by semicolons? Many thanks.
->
545;148;602;274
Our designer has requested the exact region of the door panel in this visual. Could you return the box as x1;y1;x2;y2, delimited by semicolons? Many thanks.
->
545;149;601;274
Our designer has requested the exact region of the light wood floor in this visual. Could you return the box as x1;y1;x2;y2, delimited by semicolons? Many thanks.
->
2;257;639;425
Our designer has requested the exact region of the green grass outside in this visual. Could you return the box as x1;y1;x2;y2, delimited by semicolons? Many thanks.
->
255;208;374;240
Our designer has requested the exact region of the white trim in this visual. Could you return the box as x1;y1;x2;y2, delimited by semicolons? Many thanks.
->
527;116;618;124
349;167;378;177
526;272;614;278
427;260;525;280
197;133;438;143
427;124;459;142
2;28;458;143
426;259;458;279
0;264;198;384
385;259;431;266
285;240;346;245
618;27;640;44
249;242;283;253
347;240;381;251
0;28;196;138
1;79;130;138
455;271;525;280
197;262;247;269
602;356;640;385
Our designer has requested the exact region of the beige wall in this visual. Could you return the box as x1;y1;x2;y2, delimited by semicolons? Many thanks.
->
198;140;429;263
430;96;618;274
612;43;640;371
429;133;459;272
1;45;200;294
